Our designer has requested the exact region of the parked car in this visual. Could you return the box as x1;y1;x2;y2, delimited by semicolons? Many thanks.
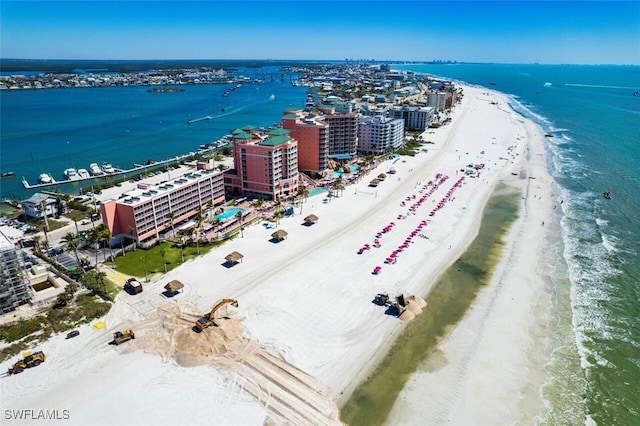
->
124;278;143;294
48;247;64;256
66;330;80;339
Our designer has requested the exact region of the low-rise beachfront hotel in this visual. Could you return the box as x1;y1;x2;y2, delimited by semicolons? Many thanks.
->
100;169;225;243
223;126;299;201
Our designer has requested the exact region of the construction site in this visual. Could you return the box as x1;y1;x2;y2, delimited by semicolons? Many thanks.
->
111;300;341;426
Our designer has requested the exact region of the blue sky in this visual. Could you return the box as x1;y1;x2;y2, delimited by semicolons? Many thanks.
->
1;1;639;64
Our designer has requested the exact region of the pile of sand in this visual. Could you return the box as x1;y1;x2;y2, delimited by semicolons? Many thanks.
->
399;310;416;322
397;295;427;322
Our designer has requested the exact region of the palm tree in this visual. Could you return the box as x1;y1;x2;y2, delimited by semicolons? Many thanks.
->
61;232;84;274
99;228;113;262
86;226;101;266
206;200;214;222
31;235;41;254
235;210;244;238
194;207;205;254
296;187;309;215
176;229;188;263
166;211;176;239
40;200;49;233
160;248;168;273
331;176;345;198
273;209;284;226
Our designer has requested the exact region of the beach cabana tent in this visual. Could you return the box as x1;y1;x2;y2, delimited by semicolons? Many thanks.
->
377;173;387;180
164;280;184;294
225;251;244;264
303;214;319;225
271;229;288;241
369;179;380;187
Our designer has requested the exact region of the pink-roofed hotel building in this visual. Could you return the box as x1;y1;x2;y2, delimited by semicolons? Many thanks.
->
223;126;299;201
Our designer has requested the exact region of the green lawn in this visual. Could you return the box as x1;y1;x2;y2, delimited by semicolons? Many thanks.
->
114;240;221;277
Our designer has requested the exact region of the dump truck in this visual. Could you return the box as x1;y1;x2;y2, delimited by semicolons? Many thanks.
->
8;351;46;375
195;299;238;331
112;330;135;345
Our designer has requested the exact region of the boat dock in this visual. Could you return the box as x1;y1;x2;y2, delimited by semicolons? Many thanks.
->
22;170;124;190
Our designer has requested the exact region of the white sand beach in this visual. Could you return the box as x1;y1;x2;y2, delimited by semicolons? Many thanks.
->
1;85;554;425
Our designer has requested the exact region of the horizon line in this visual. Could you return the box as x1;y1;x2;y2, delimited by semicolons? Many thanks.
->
1;58;639;67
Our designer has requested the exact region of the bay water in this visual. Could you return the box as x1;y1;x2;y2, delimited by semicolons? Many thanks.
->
0;66;306;201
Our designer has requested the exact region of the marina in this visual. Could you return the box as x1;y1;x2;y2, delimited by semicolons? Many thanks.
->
20;139;230;190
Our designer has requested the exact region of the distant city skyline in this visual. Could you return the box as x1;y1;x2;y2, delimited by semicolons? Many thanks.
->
1;1;639;65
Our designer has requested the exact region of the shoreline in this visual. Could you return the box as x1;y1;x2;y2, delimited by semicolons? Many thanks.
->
384;98;556;424
1;84;555;425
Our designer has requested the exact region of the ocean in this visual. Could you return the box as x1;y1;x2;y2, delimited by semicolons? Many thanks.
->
395;63;640;425
1;62;639;424
0;65;307;202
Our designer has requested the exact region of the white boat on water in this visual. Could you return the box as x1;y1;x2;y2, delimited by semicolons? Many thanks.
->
38;173;53;184
102;163;115;174
77;168;90;179
64;168;80;180
89;163;104;176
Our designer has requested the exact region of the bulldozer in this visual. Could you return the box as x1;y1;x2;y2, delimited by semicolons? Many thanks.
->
112;330;135;345
7;351;46;375
195;299;238;331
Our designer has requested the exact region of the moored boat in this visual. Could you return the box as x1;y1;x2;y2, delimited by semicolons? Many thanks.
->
77;168;90;179
102;162;115;174
1;172;15;178
39;173;53;184
64;168;79;180
89;163;104;176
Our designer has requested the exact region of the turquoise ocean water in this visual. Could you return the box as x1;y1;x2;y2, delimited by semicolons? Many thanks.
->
0;66;306;201
395;63;640;425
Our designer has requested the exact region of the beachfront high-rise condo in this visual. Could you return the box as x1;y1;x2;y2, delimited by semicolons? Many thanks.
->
224;126;299;201
426;91;448;112
388;105;436;132
101;169;225;243
282;108;329;174
357;115;405;156
321;109;359;161
0;231;32;314
283;107;359;172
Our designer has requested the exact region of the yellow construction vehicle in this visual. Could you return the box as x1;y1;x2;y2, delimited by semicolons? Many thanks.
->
8;351;46;375
195;299;238;331
112;330;135;345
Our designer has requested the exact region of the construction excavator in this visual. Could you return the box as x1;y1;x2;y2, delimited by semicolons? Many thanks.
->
195;299;238;331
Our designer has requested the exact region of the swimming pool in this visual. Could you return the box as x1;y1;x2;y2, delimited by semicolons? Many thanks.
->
332;164;359;178
309;187;328;196
214;207;244;220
